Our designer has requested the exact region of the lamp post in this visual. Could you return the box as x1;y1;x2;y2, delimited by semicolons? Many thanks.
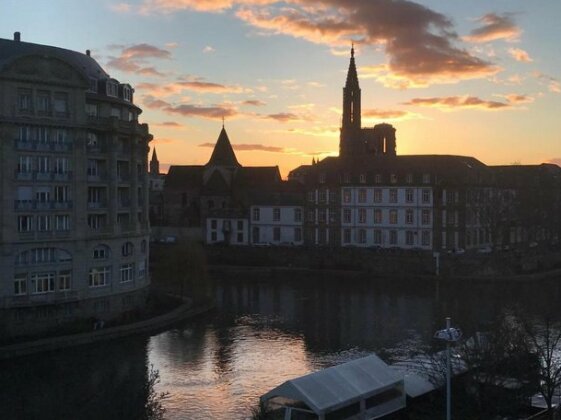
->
434;317;462;420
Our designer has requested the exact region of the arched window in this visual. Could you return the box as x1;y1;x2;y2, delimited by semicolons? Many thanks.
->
93;244;111;260
122;242;134;257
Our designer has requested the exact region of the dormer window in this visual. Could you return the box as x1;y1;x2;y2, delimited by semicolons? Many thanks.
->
122;86;132;102
375;174;382;184
106;81;118;97
359;174;366;184
422;173;431;184
88;78;98;93
390;174;398;184
406;173;413;184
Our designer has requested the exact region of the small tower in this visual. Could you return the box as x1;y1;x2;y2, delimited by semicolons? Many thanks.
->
150;147;160;175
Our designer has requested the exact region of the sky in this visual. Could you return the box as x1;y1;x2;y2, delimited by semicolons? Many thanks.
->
2;0;560;177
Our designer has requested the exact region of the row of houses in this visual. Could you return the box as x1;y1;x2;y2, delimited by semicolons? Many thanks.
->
150;48;561;252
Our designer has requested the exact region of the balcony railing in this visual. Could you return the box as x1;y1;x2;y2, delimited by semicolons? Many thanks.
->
87;201;107;209
14;139;73;152
15;200;73;211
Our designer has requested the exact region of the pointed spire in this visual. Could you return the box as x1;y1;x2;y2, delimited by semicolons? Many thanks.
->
206;126;241;167
150;147;160;175
345;43;359;89
351;41;354;58
151;147;158;162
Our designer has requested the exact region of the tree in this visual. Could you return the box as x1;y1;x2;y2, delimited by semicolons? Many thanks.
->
143;364;170;420
521;316;561;414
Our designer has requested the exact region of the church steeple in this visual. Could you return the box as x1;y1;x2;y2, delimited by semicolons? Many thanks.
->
206;126;240;168
150;147;160;175
342;44;361;130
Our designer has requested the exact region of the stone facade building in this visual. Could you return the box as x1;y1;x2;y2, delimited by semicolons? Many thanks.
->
0;33;152;334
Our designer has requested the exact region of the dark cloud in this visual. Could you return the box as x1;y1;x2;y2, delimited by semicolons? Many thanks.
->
242;99;267;106
262;112;301;122
465;13;520;43
199;142;285;152
164;104;238;119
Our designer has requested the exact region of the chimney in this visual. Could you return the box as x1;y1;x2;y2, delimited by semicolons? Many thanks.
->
86;49;90;56
14;32;21;42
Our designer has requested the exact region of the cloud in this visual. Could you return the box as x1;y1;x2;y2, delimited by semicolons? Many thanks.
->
137;0;278;14
362;108;421;121
502;94;533;105
109;3;132;12
508;47;532;63
465;13;520;43
285;126;338;137
141;95;172;109
262;112;302;122
106;43;171;77
235;0;499;87
533;72;561;94
242;99;267;106
164;104;238;119
151;121;186;128
136;80;246;96
403;95;511;110
151;137;178;144
203;45;216;53
199;142;286;152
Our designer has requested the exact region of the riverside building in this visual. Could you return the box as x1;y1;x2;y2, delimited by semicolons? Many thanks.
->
0;33;152;335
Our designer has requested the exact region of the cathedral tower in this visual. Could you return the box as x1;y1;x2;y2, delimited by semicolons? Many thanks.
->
340;46;363;158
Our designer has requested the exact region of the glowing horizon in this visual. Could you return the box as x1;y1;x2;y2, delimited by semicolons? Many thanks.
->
3;0;560;178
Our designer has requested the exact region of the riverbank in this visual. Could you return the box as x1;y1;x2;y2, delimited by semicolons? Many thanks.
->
209;264;561;283
0;299;215;361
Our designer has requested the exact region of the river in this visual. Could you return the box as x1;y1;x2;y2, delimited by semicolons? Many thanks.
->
1;273;560;419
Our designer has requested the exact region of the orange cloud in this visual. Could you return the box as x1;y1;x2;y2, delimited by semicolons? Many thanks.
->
164;104;238;119
465;13;521;43
199;142;285;152
262;112;305;122
242;99;266;106
508;47;532;62
136;80;246;96
106;43;171;77
403;95;511;111
362;108;421;121
503;94;533;105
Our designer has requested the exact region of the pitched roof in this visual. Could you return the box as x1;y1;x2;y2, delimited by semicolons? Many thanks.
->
164;165;203;189
206;127;240;167
237;166;281;187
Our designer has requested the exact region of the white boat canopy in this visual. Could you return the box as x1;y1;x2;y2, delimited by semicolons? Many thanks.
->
260;354;405;419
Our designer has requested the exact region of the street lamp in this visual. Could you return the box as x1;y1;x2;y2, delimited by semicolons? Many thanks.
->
434;317;462;420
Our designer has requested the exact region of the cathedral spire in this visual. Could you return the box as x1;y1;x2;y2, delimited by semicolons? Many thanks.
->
150;147;159;175
342;45;361;130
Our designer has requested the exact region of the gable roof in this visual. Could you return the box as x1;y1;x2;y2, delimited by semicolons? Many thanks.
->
237;166;281;187
260;354;403;414
164;165;203;189
206;127;240;167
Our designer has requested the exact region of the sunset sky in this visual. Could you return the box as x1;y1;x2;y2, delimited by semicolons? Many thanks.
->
2;0;560;177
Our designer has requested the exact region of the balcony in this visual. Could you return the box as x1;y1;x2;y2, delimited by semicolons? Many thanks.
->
14;139;73;152
15;200;73;211
87;201;107;210
87;172;107;182
4;291;80;308
36;172;53;181
15;171;33;181
53;171;73;181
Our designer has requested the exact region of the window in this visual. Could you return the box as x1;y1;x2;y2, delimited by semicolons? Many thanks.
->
18;89;32;111
359;208;366;224
294;228;302;242
318;209;326;223
237;232;244;243
389;230;398;245
93;245;109;259
343;189;351;203
35;189;50;202
358;189;366;203
37;156;49;173
422;231;431;246
319;173;326;184
343;173;350;183
294;208;302;222
406;189;414;203
373;189;382;203
406;231;415;245
373;230;382;244
252;208;260;221
87;159;99;176
406;209;414;224
106;82;118;97
422;189;431;204
36;91;50;113
343;229;351;244
273;227;281;241
375;174;382;184
111;107;121;118
37;127;50;144
319;190;327;203
89;267;110;287
55;129;67;144
14;274;27;296
252;227;260;243
406;173;413;184
390;174;397;184
390;209;398;224
58;271;71;291
120;263;134;283
18;215;33;232
31;273;55;294
54;185;69;202
87;132;98;147
343;209;351;223
53;92;68;115
17;156;32;173
54;157;69;174
138;260;147;278
88;78;98;93
422;209;431;225
86;103;98;117
37;215;51;231
19;126;33;141
122;242;134;256
307;210;315;222
423;173;431;184
273;208;281;222
358;229;366;244
88;214;106;230
359;174;366;183
389;189;398;203
122;86;132;102
237;220;244;230
211;231;217;241
211;219;217;229
374;209;382;224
